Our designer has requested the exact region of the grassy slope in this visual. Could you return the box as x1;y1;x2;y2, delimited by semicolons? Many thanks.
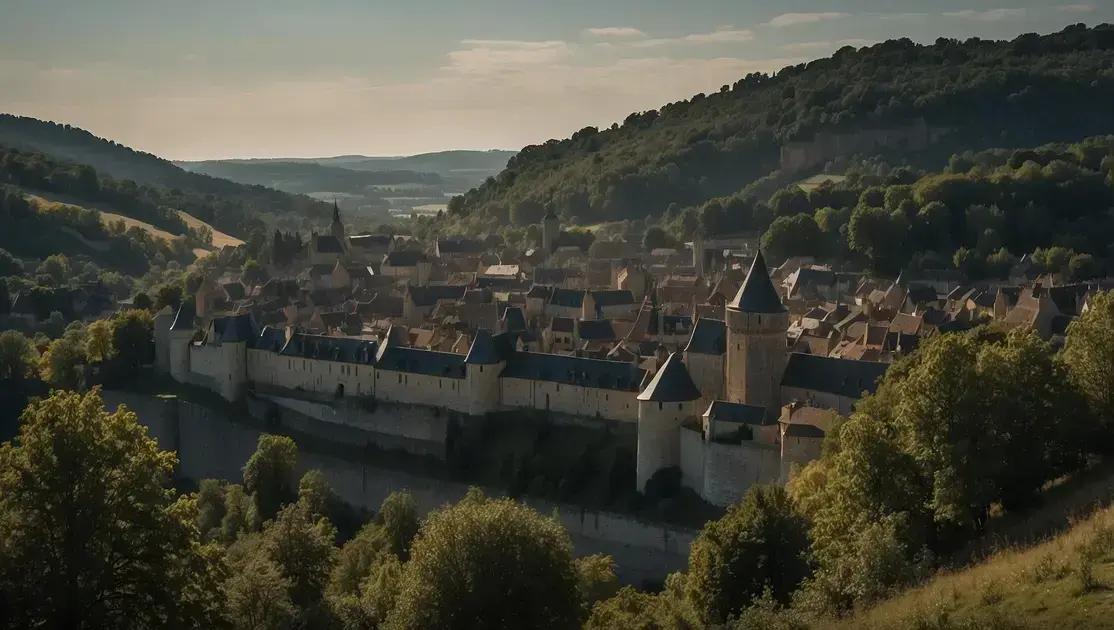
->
832;465;1114;630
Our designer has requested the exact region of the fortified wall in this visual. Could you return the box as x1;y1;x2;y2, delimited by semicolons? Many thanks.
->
101;390;693;585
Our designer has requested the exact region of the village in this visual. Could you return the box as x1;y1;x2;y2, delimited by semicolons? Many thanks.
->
147;202;1113;509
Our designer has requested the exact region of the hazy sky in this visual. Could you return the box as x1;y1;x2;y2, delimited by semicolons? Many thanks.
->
2;1;1109;160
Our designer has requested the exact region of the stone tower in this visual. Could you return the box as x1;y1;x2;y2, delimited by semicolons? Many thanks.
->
542;210;559;257
330;200;346;243
636;352;702;491
725;251;788;417
463;329;506;415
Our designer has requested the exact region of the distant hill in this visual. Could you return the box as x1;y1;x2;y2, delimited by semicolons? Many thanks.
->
451;24;1114;226
181;149;516;192
0;114;331;235
177;160;441;196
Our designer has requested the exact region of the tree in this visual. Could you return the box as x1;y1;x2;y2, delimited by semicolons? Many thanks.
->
110;309;154;372
379;491;420;561
243;434;299;522
242;259;269;286
761;214;825;262
575;554;620;614
40;330;86;390
642;226;672;252
37;253;71;286
0;247;23;276
196;478;228;541
83;319;114;363
848;206;908;270
132;292;153;310
0;330;38;380
386;490;581;629
298;469;337;520
585;573;698;630
1063;291;1114;438
262;500;338;609
0;388;225;628
686;486;811;624
225;554;295;630
154;283;183;311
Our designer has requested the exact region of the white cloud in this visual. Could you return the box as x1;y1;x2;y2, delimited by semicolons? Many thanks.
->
631;27;755;48
445;40;571;74
942;8;1027;21
1058;4;1096;12
584;26;646;38
767;12;850;28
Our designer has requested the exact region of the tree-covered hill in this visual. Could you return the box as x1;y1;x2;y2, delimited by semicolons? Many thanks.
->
0;114;330;235
451;24;1114;228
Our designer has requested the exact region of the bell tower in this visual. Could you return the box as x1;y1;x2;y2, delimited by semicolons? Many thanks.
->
724;251;788;417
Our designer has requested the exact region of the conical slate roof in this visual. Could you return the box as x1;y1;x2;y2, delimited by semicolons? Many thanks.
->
465;329;504;364
169;299;195;332
728;251;786;314
637;353;701;402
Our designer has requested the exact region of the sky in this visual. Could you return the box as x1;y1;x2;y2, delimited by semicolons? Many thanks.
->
1;1;1110;160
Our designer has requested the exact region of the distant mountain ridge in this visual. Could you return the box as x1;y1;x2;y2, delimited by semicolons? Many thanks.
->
178;149;516;194
0;114;331;234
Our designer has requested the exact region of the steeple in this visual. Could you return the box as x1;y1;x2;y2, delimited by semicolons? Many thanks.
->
330;199;346;242
727;251;785;313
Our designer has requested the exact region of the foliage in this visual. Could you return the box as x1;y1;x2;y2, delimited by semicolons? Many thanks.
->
261;499;338;609
385;489;581;629
0;329;38;380
378;491;420;561
110;308;154;373
1062;291;1114;441
451;26;1114;229
685;485;812;624
224;553;296;630
242;434;299;523
0;388;225;627
575;554;620;614
789;328;1088;612
584;573;700;630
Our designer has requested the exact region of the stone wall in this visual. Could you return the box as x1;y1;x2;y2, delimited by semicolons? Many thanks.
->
101;390;691;585
250;393;449;459
702;440;781;507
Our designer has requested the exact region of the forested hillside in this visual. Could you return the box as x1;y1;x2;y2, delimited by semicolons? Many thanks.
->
451;24;1114;228
0;115;330;235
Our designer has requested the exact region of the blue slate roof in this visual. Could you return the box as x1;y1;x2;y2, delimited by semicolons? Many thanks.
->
685;318;726;355
781;352;888;399
502;306;527;331
526;285;554;300
214;313;256;343
384;250;429;266
407;284;468;307
314;235;344;254
170;300;196;332
376;346;466;378
591;290;634;307
252;326;288;352
728;251;786;314
704;400;772;425
577;320;616;341
279;333;377;364
465;329;512;365
550;288;585;309
637;353;702;402
502;352;644;391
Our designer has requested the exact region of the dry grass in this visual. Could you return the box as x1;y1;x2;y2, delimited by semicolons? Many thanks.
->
175;210;243;248
828;506;1114;630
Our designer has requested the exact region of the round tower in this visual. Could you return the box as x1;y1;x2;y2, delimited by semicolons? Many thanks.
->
167;300;196;383
542;210;559;256
725;251;788;417
636;352;702;492
464;329;505;415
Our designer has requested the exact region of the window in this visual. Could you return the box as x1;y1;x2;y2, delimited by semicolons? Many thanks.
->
397;374;402;384
658;402;663;411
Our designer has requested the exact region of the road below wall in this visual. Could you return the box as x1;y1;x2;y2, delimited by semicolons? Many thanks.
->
102;390;693;586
